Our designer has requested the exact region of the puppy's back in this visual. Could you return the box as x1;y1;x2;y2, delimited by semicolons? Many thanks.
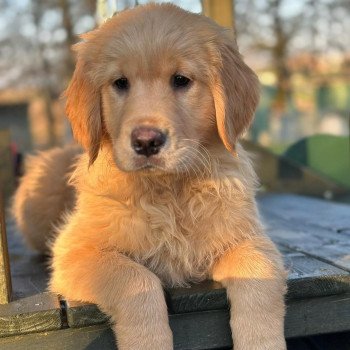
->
12;145;82;253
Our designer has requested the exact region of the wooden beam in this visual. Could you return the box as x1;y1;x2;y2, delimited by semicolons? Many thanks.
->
0;293;62;337
2;293;350;349
202;0;234;29
0;195;12;304
0;130;15;203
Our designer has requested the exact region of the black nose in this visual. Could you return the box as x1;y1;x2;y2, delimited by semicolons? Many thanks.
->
131;127;166;157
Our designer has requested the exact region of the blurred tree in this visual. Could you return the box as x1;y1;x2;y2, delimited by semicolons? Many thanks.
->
235;0;350;112
0;0;96;146
236;0;301;113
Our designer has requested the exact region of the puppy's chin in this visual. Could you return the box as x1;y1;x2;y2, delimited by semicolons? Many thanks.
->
113;154;198;177
113;154;168;175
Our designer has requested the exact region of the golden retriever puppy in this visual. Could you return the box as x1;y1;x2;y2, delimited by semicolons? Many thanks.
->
13;3;286;350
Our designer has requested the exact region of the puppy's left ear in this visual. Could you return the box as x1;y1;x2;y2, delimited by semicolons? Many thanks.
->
212;31;260;154
65;58;103;165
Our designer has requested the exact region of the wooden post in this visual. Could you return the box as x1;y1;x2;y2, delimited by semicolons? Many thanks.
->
0;130;15;203
202;0;235;29
0;194;12;304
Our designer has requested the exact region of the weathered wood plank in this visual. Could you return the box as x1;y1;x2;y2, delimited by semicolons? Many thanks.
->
260;201;350;272
0;324;116;350
1;293;350;349
66;292;350;345
65;300;109;328
0;196;12;304
171;309;231;350
166;280;227;314
278;245;350;299
285;293;350;338
0;292;62;337
65;309;232;350
259;194;350;233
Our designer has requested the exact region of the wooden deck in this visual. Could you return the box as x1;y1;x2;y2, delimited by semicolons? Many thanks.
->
1;194;350;349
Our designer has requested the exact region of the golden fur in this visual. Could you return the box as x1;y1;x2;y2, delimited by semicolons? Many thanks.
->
12;145;81;252
12;4;286;350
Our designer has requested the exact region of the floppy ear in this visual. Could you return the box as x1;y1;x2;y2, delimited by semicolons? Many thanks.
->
212;32;260;154
65;59;103;165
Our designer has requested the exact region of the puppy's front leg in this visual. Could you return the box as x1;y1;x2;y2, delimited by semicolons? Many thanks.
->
211;236;287;350
50;240;173;350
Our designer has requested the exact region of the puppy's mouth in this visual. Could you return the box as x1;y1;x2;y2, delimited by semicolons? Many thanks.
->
133;157;165;172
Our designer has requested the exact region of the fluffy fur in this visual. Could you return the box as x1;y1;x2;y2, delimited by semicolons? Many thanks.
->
12;4;286;350
12;145;81;252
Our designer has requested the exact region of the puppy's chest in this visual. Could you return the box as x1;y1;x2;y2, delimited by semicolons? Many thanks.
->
110;186;235;286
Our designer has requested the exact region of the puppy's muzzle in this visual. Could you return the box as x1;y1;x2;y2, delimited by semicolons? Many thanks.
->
131;126;166;157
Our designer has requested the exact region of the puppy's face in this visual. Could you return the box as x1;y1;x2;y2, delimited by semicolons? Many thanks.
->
101;40;215;173
66;4;259;174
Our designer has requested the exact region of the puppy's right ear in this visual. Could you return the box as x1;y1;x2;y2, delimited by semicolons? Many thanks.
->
65;57;102;165
211;29;260;155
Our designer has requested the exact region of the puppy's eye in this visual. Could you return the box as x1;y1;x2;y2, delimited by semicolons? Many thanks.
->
113;77;129;91
172;74;191;89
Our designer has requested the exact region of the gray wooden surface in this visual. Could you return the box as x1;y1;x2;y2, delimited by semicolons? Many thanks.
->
0;194;349;349
259;194;350;271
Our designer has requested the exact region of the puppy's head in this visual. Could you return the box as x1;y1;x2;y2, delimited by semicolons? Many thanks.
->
65;4;259;173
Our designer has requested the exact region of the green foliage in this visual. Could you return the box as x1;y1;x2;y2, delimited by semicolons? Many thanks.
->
284;134;350;188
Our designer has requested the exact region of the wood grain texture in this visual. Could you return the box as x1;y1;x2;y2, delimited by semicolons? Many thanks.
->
0;292;62;337
0;324;116;350
64;300;109;328
259;195;350;272
279;245;350;299
166;280;227;314
259;194;350;233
